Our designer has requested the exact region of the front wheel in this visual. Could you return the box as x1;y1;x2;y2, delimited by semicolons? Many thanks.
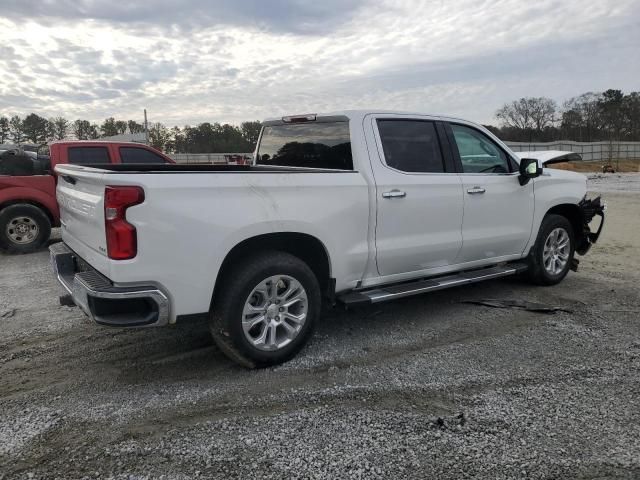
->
0;204;52;254
527;214;575;285
209;251;321;368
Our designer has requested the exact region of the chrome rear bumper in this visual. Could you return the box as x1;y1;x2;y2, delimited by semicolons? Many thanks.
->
49;242;170;327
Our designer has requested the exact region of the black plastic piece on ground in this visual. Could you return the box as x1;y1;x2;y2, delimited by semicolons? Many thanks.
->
59;294;76;307
463;299;573;314
570;257;580;272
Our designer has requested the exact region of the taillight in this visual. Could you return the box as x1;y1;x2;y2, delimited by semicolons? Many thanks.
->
104;186;144;260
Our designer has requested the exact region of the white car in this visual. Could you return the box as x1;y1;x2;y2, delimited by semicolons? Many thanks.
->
50;111;605;367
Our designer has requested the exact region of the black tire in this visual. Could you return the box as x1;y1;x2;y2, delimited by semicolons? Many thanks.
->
527;214;575;286
0;204;51;254
209;251;321;368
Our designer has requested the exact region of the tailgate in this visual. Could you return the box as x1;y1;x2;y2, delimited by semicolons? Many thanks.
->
55;166;111;275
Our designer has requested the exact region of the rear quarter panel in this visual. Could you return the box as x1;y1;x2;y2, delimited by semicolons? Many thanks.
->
102;171;370;318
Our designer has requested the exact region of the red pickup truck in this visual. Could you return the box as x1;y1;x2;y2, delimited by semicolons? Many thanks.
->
0;141;173;253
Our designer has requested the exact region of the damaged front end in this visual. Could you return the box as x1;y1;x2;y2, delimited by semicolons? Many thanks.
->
576;196;606;255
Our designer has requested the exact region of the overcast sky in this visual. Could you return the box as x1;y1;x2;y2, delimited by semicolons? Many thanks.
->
0;0;638;126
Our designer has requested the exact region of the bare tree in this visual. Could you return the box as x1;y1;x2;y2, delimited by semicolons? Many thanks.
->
241;121;262;148
100;117;119;137
73;119;93;140
115;120;128;135
562;92;603;141
22;113;50;144
622;92;640;140
529;97;557;131
9;115;24;144
49;117;69;140
0;116;10;143
496;97;557;133
128;120;143;134
89;123;100;139
496;98;535;130
148;122;170;150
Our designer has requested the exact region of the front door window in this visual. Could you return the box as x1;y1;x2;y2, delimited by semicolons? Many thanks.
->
450;124;511;174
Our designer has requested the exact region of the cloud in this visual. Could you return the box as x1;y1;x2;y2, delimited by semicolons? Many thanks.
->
0;0;366;34
0;0;638;126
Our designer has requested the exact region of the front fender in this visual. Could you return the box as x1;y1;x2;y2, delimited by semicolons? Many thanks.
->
524;170;587;256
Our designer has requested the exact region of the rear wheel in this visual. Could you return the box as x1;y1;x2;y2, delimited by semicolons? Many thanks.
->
0;204;51;254
527;214;575;285
209;251;321;368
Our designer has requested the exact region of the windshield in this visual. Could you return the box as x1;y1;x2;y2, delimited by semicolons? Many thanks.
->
256;122;352;170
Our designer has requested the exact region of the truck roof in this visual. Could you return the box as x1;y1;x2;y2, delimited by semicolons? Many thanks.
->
262;110;476;126
48;140;151;147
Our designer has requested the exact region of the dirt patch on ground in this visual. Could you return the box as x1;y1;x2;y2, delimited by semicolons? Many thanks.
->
1;175;639;479
548;158;640;173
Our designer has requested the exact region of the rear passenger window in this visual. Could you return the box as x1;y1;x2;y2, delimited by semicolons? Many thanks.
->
120;147;168;164
68;147;110;165
377;120;445;173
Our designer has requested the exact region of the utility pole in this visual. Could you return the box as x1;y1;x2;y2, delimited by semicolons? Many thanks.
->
144;109;149;145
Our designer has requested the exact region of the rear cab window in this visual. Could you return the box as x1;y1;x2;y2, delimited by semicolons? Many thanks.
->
256;121;353;170
68;147;110;165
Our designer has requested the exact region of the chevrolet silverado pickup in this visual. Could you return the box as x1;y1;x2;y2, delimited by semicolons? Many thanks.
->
0;141;173;253
49;111;605;367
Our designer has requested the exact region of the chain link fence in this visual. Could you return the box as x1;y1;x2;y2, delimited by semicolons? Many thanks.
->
505;141;640;162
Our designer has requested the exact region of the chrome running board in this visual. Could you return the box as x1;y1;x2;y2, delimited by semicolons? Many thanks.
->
338;263;528;306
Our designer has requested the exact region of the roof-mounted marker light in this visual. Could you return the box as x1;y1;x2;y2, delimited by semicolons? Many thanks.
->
282;114;317;123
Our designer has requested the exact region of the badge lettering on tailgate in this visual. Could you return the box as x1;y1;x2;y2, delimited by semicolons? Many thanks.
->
58;193;96;217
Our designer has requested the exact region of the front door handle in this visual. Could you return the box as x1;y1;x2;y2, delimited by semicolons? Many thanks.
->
467;186;486;194
382;189;406;199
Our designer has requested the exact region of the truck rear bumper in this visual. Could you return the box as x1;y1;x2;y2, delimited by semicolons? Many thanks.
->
49;242;170;328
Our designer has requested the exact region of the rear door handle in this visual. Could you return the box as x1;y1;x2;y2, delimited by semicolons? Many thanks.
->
382;190;406;199
467;186;486;194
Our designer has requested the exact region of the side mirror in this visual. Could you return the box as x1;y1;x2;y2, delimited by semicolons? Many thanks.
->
518;158;542;186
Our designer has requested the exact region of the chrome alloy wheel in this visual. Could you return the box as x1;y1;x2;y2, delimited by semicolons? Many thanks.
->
6;216;39;245
543;227;570;275
242;275;308;351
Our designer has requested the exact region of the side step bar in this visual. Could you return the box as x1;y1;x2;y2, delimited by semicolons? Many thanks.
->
338;263;528;306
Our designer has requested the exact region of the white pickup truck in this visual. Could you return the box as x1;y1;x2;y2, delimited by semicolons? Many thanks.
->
50;111;605;367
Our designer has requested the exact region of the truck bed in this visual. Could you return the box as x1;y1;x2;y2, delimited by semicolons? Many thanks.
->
54;162;370;318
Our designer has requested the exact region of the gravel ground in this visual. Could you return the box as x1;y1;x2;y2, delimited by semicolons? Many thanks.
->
586;172;640;193
1;173;639;479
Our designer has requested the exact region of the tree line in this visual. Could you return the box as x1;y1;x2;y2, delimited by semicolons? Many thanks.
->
2;88;639;153
489;89;640;143
0;113;262;153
